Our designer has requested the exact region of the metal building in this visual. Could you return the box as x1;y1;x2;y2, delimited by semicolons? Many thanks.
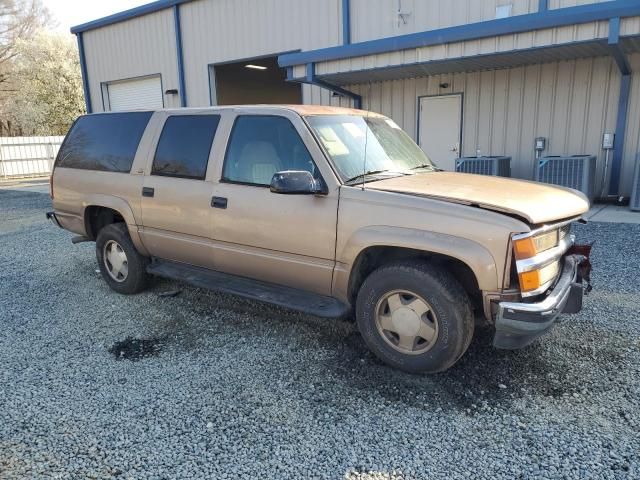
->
71;0;640;199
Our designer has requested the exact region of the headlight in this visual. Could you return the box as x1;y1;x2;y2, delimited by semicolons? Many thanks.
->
513;229;559;260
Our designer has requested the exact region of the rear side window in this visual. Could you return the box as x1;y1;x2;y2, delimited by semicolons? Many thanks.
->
152;115;220;180
56;112;152;173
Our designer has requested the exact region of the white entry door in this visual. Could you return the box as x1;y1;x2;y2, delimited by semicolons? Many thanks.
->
418;94;462;171
106;76;163;111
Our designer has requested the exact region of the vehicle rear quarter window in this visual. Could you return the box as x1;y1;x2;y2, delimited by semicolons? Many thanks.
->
56;112;152;173
152;115;220;180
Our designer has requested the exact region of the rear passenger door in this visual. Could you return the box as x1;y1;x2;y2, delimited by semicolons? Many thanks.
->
139;113;221;269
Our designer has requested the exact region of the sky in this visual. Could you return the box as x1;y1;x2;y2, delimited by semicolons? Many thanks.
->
44;0;151;34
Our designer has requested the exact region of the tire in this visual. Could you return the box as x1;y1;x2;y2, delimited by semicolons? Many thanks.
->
356;260;474;374
96;223;150;294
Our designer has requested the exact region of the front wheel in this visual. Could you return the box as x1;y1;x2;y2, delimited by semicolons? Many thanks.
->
356;260;474;373
96;223;150;294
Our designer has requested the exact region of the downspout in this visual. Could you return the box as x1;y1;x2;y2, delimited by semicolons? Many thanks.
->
607;17;632;197
76;33;92;113
342;0;351;45
538;0;548;12
305;63;363;109
173;4;187;107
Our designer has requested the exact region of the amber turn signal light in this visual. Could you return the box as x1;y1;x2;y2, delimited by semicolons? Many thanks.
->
513;237;536;260
518;270;541;292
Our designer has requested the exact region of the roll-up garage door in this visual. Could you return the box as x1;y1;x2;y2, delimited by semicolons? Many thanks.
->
107;76;163;111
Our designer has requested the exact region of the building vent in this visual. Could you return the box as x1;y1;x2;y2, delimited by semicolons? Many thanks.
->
535;155;597;202
630;157;640;212
455;156;511;177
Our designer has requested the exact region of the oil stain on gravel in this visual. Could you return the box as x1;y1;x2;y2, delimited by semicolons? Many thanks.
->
108;337;164;361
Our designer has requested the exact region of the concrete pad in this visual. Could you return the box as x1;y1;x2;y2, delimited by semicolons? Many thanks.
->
0;177;49;189
585;204;640;224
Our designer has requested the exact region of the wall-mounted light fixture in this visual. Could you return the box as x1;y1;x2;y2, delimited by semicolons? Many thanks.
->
439;82;450;89
165;89;179;95
245;64;267;70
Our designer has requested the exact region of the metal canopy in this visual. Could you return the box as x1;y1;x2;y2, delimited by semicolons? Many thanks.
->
315;36;640;87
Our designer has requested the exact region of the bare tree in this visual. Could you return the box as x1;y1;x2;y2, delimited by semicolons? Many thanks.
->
0;0;51;85
4;31;84;135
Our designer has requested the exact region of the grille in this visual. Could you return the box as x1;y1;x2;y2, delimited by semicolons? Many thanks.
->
535;155;597;202
455;156;511;177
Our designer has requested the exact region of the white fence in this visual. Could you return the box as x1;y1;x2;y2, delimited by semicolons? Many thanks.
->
0;136;64;179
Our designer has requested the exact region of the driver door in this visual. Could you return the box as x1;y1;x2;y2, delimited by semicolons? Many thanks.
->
209;112;339;295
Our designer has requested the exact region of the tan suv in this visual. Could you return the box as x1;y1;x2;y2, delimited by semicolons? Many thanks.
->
47;105;592;373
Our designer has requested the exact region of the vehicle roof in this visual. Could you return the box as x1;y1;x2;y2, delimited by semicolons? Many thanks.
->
87;105;386;117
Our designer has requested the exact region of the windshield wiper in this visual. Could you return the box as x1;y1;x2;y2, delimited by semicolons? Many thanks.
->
410;163;439;171
344;170;391;185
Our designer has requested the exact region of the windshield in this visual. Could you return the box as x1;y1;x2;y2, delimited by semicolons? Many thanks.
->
305;114;435;183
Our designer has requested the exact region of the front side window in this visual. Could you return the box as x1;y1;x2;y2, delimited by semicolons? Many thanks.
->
222;115;318;186
152;115;220;179
305;115;435;184
56;112;152;173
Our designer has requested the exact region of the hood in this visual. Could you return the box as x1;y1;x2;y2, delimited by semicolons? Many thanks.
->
365;172;590;224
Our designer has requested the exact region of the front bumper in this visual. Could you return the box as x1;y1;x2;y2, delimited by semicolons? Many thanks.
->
493;255;586;349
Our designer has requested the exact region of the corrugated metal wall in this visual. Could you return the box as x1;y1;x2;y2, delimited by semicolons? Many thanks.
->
179;0;342;107
349;0;613;43
351;0;539;43
549;0;609;9
306;54;640;197
82;9;180;112
623;54;640;198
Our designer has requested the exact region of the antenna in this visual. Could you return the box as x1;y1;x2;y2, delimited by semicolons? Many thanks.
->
361;81;372;191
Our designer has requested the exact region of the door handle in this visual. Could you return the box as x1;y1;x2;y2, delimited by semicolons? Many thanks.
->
142;187;155;197
211;196;227;209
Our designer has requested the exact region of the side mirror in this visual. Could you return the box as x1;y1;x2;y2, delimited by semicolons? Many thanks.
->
270;171;327;195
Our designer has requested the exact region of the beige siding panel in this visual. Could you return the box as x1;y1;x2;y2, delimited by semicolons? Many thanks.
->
180;0;341;107
621;17;640;36
315;22;608;76
351;0;539;43
293;64;306;79
305;57;638;195
549;0;608;9
622;54;640;197
83;9;179;112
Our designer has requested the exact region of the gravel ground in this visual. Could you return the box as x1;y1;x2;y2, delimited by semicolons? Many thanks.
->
1;185;638;480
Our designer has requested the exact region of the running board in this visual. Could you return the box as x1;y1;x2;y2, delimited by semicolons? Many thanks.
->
147;260;349;318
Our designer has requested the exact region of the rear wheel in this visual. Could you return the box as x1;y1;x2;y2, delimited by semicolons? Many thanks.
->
356;260;474;373
96;223;150;294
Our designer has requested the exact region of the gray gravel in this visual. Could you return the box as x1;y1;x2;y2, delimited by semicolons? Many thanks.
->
1;185;638;479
